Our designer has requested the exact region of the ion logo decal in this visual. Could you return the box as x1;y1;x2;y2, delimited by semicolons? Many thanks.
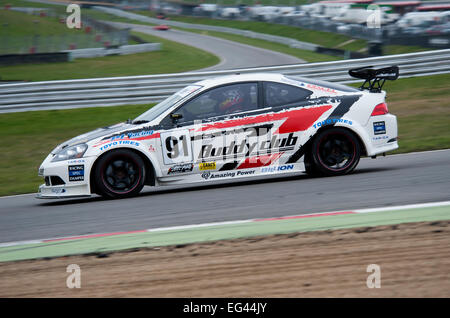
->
373;121;386;135
68;165;84;181
261;164;294;173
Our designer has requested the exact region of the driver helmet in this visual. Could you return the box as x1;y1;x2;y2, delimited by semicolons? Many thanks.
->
217;87;247;113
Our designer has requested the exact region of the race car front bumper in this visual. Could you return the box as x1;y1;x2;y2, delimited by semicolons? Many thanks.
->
36;184;92;199
36;154;96;199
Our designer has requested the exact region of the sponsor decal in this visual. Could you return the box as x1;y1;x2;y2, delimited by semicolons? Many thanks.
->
306;84;337;95
200;133;297;161
68;165;84;181
373;121;386;135
373;135;389;141
110;130;154;141
168;163;193;175
51;188;66;194
199;162;216;171
68;159;85;164
377;73;397;77
313;118;352;129
201;170;255;180
148;145;156;152
99;140;140;151
261;164;294;173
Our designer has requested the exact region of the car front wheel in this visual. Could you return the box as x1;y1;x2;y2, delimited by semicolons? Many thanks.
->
94;149;146;199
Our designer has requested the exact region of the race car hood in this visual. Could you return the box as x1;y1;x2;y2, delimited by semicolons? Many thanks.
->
51;122;132;154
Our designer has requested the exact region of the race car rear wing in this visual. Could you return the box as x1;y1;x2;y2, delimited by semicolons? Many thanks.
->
348;65;399;93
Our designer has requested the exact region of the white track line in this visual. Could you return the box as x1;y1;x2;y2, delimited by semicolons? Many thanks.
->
355;201;450;213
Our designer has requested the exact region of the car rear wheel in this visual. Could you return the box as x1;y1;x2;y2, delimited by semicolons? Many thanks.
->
94;149;146;199
310;128;361;176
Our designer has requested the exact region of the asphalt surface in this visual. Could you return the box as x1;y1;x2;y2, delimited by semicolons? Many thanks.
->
108;22;305;71
0;150;449;243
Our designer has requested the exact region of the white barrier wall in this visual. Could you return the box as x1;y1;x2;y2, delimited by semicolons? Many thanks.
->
65;43;161;59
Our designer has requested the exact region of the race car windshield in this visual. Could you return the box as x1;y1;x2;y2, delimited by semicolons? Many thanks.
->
133;85;202;123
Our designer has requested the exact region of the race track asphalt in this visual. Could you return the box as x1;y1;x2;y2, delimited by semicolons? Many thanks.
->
108;22;305;71
0;150;449;243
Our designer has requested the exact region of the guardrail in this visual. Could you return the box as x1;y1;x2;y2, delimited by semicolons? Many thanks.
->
1;49;450;113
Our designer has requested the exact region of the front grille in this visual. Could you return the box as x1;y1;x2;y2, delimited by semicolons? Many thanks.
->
50;176;65;186
44;176;66;186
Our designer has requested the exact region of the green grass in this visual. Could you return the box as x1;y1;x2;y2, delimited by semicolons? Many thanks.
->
0;31;219;81
0;73;449;196
383;74;450;153
0;104;150;196
384;45;431;55
0;6;142;54
0;0;61;9
0;9;75;36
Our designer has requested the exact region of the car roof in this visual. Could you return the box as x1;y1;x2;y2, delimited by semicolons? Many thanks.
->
195;72;359;93
195;73;286;87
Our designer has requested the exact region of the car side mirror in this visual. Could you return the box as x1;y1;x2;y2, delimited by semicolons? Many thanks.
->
170;113;183;124
170;113;183;120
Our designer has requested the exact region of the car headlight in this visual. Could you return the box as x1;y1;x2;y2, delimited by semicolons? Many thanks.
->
51;144;88;162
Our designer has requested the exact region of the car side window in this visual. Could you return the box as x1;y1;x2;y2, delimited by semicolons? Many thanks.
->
174;83;258;123
264;82;312;107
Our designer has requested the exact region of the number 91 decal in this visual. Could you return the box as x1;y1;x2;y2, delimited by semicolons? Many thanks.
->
160;130;193;165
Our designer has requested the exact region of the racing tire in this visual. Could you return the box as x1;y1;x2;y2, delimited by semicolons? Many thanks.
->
93;149;146;199
310;128;361;177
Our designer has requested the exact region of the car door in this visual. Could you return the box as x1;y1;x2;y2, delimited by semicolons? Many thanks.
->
158;82;263;177
261;81;321;162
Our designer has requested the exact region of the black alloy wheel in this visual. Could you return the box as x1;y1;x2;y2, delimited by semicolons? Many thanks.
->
94;149;146;199
310;128;361;176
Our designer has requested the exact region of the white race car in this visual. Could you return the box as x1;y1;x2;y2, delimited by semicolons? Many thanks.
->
37;67;399;199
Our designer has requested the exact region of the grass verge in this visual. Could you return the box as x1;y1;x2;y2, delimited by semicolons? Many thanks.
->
0;30;219;81
0;74;449;196
0;104;150;196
